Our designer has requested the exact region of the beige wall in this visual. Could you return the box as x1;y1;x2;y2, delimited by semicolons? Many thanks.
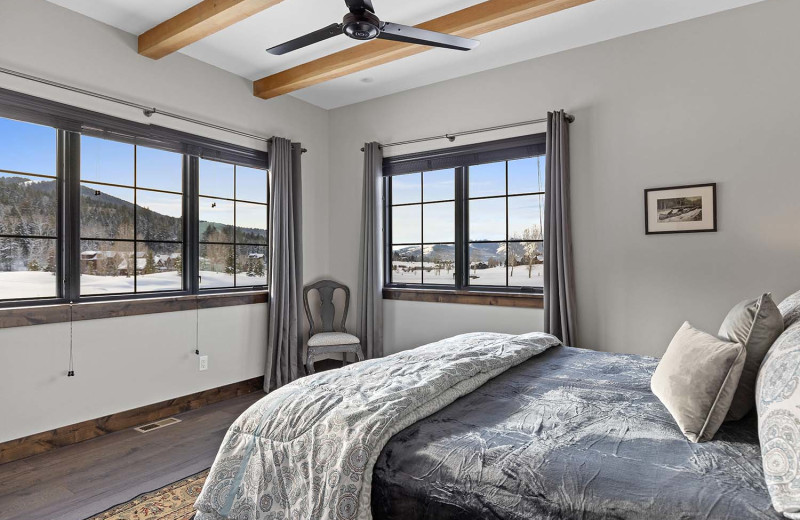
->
328;0;800;356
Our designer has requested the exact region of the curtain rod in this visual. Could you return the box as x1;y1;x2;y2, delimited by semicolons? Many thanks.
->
360;113;574;152
0;65;306;153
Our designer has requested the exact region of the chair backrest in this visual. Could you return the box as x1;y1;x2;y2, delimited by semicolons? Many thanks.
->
303;279;350;336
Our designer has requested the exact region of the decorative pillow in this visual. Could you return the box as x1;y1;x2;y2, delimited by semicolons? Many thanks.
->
779;289;800;329
719;293;784;421
757;323;800;518
651;322;746;443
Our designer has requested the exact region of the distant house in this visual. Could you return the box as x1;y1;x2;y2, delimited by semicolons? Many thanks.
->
117;256;147;276
80;250;121;274
153;253;181;271
248;253;265;260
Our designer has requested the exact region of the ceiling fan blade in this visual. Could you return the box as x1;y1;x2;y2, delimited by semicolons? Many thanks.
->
377;22;479;51
345;0;375;14
266;23;343;55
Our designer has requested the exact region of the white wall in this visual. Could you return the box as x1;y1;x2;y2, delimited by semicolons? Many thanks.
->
3;0;800;441
328;0;800;356
0;0;330;442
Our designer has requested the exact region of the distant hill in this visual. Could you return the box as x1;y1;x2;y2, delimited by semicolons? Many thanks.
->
0;175;267;272
393;243;504;262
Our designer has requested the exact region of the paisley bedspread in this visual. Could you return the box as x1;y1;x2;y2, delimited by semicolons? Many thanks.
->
372;345;781;520
194;332;561;520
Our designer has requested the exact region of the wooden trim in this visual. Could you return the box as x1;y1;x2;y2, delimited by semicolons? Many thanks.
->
383;288;543;308
0;377;265;465
253;0;595;99
0;291;268;330
139;0;285;59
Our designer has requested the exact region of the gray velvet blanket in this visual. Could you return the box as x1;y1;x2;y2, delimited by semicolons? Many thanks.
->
373;345;781;520
194;332;561;520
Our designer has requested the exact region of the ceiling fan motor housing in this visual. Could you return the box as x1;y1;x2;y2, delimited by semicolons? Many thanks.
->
343;11;381;40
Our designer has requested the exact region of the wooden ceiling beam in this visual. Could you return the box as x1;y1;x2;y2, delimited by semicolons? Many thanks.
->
139;0;285;60
253;0;595;100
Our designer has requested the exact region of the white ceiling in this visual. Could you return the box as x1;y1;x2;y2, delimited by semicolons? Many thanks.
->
47;0;765;110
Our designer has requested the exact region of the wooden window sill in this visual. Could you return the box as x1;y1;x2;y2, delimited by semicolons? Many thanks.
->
0;291;269;330
383;288;543;309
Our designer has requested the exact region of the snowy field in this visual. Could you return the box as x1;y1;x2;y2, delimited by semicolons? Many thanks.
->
391;263;543;287
0;270;266;300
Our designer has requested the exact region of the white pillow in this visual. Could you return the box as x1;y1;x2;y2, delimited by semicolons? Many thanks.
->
756;323;800;518
779;289;800;329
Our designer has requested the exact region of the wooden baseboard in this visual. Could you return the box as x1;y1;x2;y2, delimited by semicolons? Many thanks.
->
0;376;265;465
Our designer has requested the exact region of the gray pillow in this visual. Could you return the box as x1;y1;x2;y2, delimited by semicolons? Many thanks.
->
779;289;800;330
651;322;746;443
719;293;784;421
756;323;800;518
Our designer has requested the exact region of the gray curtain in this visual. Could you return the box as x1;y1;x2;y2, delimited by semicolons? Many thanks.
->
265;137;304;391
357;142;384;359
544;111;577;346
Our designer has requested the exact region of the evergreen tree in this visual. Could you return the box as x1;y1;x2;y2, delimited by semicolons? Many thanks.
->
0;240;17;271
175;254;183;276
45;251;56;273
28;258;41;271
253;258;265;278
225;248;235;275
144;249;156;275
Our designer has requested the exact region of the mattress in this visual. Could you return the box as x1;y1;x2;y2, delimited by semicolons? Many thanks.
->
372;345;780;520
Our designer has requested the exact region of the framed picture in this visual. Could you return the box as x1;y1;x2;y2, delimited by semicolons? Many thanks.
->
644;183;717;235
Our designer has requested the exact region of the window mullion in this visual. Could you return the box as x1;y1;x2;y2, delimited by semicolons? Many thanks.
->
62;130;81;303
186;155;199;295
455;166;467;290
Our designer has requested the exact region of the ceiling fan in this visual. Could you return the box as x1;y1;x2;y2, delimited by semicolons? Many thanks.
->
266;0;480;56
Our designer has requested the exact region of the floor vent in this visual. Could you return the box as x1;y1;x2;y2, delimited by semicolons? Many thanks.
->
134;417;182;433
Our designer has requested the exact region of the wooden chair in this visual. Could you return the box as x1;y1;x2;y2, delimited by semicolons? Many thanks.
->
303;280;364;375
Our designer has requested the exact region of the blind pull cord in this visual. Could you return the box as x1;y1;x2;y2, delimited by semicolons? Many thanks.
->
67;304;75;377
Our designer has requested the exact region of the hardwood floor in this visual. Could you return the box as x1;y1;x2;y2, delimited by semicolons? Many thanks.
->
0;391;265;520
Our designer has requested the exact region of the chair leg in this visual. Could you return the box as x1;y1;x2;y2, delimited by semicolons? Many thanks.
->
356;345;365;362
306;353;316;375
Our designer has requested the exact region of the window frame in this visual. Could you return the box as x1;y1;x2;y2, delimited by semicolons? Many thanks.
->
0;87;269;309
383;134;546;299
197;160;270;292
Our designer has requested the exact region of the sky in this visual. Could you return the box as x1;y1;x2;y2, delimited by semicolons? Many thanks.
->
0;116;268;232
391;157;545;244
3;115;541;244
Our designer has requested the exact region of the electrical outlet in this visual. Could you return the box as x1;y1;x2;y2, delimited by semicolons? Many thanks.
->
199;355;209;371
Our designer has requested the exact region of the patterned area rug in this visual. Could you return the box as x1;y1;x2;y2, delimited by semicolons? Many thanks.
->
88;469;208;520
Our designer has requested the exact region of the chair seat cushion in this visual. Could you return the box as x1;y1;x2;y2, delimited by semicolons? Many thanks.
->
308;332;360;347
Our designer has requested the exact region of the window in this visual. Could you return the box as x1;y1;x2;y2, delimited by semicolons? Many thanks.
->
468;157;544;288
0;88;270;307
198;159;268;290
80;136;184;296
390;169;455;285
385;135;546;296
0;117;59;301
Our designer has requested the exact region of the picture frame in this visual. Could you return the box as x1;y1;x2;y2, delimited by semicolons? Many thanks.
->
644;183;717;235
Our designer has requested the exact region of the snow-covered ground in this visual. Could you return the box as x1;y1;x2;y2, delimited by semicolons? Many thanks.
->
0;270;266;299
391;263;543;287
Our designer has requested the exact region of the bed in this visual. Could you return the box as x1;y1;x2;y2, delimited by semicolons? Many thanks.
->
372;345;779;520
194;333;779;520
